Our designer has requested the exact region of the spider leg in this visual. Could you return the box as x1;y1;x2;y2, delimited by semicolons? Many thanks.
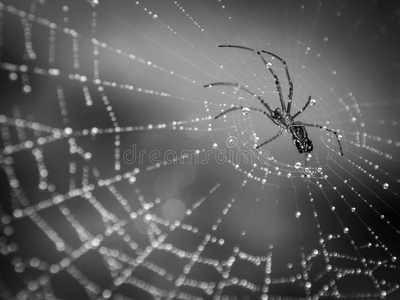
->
219;45;256;52
261;50;294;113
219;45;287;113
292;122;344;156
256;128;284;149
204;82;274;114
215;106;277;125
256;51;287;114
292;96;312;119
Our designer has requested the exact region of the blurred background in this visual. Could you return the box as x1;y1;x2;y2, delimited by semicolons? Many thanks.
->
1;0;400;299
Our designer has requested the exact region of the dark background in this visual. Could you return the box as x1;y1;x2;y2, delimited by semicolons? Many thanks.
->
1;0;400;299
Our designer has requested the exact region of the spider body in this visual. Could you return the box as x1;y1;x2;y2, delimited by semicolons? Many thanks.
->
289;125;313;154
271;107;313;154
204;45;343;159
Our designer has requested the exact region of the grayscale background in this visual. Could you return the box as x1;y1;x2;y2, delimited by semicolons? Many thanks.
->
1;0;400;299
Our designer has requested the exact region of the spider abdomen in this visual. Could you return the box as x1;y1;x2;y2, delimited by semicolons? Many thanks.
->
290;125;313;154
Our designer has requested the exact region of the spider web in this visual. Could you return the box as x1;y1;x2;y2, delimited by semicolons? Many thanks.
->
1;0;400;299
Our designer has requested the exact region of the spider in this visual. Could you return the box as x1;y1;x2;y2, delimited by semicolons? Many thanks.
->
204;45;343;159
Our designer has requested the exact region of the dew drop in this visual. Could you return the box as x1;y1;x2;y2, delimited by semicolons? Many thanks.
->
9;72;18;81
295;162;301;169
242;107;250;115
383;183;389;190
295;211;301;218
64;127;73;135
23;85;32;94
310;99;316;106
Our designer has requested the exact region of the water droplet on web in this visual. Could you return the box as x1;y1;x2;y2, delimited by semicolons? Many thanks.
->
295;211;301;218
295;162;301;169
310;99;316;106
383;183;389;189
23;85;32;94
9;72;18;81
242;107;250;115
64;127;73;135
